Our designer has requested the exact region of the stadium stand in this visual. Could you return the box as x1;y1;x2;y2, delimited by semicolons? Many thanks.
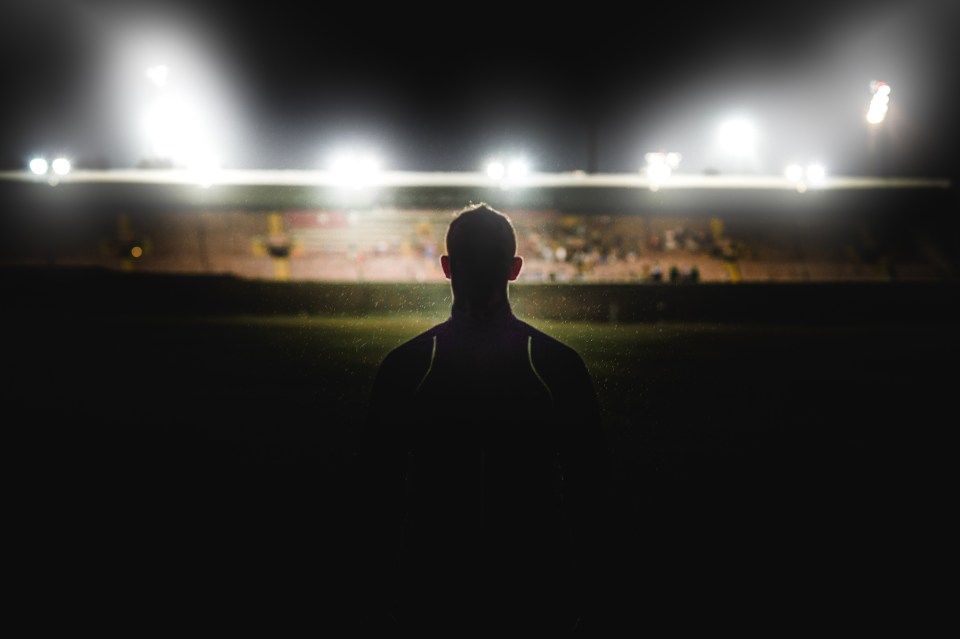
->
1;200;954;284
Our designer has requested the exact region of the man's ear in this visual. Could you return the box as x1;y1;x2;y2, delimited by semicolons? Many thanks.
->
508;255;523;281
440;254;452;280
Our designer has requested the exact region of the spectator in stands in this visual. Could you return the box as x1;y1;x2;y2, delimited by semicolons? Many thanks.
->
352;203;616;634
651;263;663;282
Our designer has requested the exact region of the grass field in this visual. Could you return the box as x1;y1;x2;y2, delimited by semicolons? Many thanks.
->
7;299;954;632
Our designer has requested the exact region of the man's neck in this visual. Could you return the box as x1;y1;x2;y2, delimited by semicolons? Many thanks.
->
450;293;512;322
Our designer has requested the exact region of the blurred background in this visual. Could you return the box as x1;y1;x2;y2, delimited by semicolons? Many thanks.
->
3;0;957;282
2;0;958;177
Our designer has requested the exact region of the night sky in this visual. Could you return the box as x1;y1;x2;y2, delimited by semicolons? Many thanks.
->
2;0;958;178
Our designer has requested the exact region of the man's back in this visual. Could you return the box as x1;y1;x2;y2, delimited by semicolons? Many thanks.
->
359;307;609;632
352;204;613;633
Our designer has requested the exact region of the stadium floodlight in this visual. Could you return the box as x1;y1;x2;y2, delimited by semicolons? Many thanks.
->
329;150;382;189
29;157;72;176
486;160;505;180
718;118;757;157
51;157;71;176
188;150;221;188
507;159;529;180
487;156;531;189
784;161;827;192
644;150;681;190
29;155;70;185
103;15;244;169
714;115;762;174
805;163;826;184
866;81;891;124
29;158;49;175
132;56;236;171
784;163;804;183
143;93;215;169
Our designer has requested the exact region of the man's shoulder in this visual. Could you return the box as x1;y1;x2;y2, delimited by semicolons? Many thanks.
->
381;322;445;364
513;317;585;363
371;323;446;392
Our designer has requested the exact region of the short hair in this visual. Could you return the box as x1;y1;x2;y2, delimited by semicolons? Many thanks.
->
445;203;517;277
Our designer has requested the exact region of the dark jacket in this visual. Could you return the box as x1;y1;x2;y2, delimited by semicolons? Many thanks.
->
353;303;614;633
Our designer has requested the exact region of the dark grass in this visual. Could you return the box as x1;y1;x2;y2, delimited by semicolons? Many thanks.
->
6;299;955;632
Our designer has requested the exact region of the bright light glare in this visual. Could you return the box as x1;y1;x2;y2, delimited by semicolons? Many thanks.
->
718;119;757;154
329;151;381;188
142;93;218;169
713;116;761;173
647;162;672;182
507;159;529;179
146;64;169;88
29;158;48;175
487;156;530;188
104;18;245;169
51;158;71;175
784;162;826;192
189;151;221;187
806;163;826;183
644;151;681;190
644;151;682;169
486;161;505;180
785;163;804;182
866;82;891;124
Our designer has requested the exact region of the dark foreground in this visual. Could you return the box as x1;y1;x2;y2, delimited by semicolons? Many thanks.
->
4;267;956;634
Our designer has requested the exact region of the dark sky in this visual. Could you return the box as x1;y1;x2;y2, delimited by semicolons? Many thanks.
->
2;0;958;178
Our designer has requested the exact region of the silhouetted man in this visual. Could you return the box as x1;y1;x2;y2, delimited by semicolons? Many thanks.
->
353;203;614;634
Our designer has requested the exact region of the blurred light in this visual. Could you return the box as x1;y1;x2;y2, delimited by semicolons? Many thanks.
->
188;150;221;188
718;118;757;155
146;64;169;88
714;115;761;174
51;157;71;175
29;158;48;175
784;163;804;182
806;163;826;183
486;161;505;180
130;246;143;258
507;159;529;179
329;150;381;189
784;162;827;192
142;93;214;168
487;156;530;189
644;151;682;169
866;81;891;124
647;163;671;190
644;151;681;190
103;14;245;170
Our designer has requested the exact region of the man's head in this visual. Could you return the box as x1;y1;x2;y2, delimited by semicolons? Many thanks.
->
441;203;523;304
